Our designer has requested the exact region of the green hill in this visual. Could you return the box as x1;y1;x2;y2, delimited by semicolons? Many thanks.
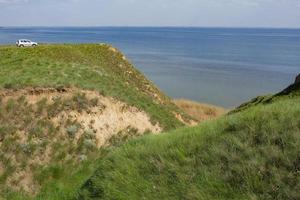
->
0;44;193;199
77;81;300;200
0;44;191;130
1;44;299;200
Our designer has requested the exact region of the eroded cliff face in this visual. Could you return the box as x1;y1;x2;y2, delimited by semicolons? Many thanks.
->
0;87;162;194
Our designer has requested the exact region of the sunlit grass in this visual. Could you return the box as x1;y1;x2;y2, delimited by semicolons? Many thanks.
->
0;44;187;130
77;97;300;200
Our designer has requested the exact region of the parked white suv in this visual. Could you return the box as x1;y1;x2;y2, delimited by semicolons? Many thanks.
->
16;39;38;47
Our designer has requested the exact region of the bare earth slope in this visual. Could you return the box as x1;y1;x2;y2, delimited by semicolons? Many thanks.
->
0;87;161;194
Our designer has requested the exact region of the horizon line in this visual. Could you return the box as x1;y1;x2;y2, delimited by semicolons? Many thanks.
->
1;25;300;30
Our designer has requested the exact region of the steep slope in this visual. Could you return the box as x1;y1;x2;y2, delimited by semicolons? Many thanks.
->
0;44;192;130
230;75;300;114
77;81;300;200
0;44;193;199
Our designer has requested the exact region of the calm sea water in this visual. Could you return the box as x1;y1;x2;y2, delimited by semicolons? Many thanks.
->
0;27;300;107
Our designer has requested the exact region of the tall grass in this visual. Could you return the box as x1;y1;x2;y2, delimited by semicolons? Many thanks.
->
77;97;300;200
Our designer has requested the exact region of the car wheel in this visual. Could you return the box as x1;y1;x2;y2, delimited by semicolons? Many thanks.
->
20;45;24;47
32;44;37;47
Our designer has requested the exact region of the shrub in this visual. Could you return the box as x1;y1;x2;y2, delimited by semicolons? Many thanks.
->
67;125;78;138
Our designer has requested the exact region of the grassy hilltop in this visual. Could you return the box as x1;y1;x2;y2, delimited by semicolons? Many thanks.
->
78;81;300;200
0;44;192;199
0;44;191;131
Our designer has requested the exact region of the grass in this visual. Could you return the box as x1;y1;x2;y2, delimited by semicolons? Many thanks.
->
0;44;193;199
1;44;298;200
0;44;189;130
230;81;300;114
0;92;104;199
3;159;103;200
76;95;300;200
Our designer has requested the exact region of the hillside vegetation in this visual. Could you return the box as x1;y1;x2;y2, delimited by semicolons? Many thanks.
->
0;44;192;130
1;44;298;200
77;81;300;200
230;77;300;114
0;44;193;199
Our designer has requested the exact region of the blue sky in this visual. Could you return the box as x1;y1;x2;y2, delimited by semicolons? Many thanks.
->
0;0;300;27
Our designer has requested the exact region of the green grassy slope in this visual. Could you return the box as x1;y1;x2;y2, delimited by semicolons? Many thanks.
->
0;44;189;130
0;44;192;200
77;84;300;200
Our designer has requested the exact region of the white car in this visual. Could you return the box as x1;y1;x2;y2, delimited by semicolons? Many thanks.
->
16;39;38;47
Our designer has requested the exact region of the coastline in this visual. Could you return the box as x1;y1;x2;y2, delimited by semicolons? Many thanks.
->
173;99;227;123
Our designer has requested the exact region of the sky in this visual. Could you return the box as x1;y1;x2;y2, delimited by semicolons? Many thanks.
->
0;0;300;28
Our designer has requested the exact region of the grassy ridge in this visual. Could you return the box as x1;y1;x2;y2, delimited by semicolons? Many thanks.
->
231;81;300;114
0;44;192;199
77;90;300;199
0;44;188;130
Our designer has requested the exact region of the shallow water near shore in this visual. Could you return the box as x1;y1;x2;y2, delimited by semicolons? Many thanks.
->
0;27;299;107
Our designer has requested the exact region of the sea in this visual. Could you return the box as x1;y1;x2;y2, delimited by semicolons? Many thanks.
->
0;27;299;108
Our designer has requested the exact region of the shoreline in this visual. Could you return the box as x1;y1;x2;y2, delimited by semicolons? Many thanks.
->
173;98;227;123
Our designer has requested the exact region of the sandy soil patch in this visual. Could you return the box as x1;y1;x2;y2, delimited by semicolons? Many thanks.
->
0;87;161;145
0;87;162;194
173;99;227;123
